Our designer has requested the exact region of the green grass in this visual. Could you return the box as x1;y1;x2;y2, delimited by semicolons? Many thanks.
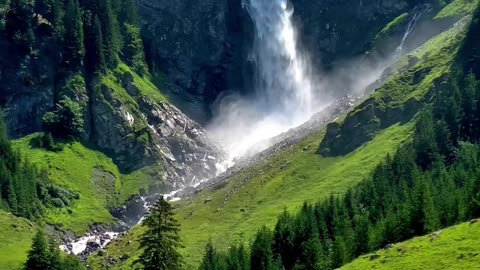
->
13;136;122;234
91;122;414;269
0;211;36;270
119;165;166;203
342;220;480;270
12;135;165;235
435;0;478;19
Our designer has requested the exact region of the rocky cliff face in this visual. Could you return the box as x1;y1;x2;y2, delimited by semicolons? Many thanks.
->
138;0;253;123
91;67;224;187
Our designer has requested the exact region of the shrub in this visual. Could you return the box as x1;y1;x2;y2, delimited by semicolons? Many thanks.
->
43;98;85;139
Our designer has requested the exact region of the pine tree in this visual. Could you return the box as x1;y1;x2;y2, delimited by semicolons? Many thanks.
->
51;0;65;39
134;196;183;270
226;244;249;270
48;237;63;270
25;230;51;270
414;109;438;170
119;0;139;26
123;23;148;74
295;235;322;270
199;240;224;270
98;0;120;67
250;226;275;270
435;120;457;164
273;210;295;269
63;0;84;70
84;13;106;73
460;72;478;140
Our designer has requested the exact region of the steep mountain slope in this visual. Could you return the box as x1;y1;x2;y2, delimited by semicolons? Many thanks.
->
90;123;413;269
342;220;480;270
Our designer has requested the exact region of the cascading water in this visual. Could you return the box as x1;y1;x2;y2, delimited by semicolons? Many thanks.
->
210;0;317;170
395;5;430;57
247;0;312;119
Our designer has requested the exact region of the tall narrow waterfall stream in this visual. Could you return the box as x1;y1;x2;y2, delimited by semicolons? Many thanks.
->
210;0;318;170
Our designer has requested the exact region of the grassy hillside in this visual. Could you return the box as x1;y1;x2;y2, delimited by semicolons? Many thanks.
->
0;211;36;270
342;220;480;270
11;136;160;234
90;11;471;269
12;136;122;234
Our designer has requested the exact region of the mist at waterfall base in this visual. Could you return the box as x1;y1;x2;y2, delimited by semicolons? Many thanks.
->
207;0;387;170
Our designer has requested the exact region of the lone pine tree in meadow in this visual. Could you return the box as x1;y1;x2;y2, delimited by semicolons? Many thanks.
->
135;196;184;270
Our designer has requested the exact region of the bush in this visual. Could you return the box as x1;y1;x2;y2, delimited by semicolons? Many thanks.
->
30;133;64;152
43;98;85;139
51;198;65;208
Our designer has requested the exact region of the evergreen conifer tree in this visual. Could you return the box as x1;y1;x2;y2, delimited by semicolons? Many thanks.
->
250;226;275;270
63;0;84;70
135;196;183;270
25;230;50;270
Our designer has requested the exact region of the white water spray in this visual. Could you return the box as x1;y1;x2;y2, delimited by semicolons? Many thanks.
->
210;0;317;168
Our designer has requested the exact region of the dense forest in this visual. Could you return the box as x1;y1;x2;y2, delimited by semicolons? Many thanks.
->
1;0;147;138
199;6;480;270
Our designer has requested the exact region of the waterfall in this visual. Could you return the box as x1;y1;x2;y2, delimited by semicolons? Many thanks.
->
246;0;313;120
209;0;317;165
395;5;430;57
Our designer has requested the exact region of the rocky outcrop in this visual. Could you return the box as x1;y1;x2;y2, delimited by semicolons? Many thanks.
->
91;69;224;187
0;43;56;137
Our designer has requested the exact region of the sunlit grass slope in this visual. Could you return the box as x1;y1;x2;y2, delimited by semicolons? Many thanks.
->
0;211;36;270
12;136;160;235
13;136;122;234
342;220;480;270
